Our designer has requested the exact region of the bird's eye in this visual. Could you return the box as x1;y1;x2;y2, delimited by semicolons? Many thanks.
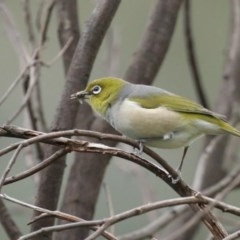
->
92;85;102;95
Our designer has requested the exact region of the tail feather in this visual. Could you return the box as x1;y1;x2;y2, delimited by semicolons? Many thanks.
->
221;121;240;137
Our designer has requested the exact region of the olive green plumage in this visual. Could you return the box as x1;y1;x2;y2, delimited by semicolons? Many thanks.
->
71;77;240;150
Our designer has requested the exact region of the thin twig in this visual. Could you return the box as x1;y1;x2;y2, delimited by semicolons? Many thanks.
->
118;207;184;240
22;0;36;43
0;132;170;187
0;0;29;65
0;126;231;238
47;36;73;66
6;196;226;240
39;0;56;45
6;67;39;124
103;182;115;234
22;76;44;162
81;195;240;240
4;148;70;185
203;164;240;197
0;144;23;192
119;164;240;240
0;199;22;239
184;0;209;108
0;58;38;107
223;230;240;240
0;194;116;240
0;126;179;180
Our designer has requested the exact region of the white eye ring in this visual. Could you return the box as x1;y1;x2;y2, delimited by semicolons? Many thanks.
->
92;85;102;95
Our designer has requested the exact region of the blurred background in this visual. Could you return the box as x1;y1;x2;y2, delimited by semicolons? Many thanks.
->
0;0;230;239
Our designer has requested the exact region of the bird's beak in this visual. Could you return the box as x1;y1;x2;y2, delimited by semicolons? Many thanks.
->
70;90;90;103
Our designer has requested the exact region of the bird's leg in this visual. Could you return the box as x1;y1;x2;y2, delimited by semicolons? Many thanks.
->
178;146;189;173
171;146;189;184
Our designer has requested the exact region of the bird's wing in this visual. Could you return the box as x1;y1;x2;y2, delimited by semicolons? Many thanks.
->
128;93;226;120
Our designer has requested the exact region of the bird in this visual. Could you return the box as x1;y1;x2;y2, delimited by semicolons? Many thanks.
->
70;77;240;174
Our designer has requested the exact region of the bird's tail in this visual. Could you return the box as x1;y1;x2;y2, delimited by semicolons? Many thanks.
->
221;121;240;137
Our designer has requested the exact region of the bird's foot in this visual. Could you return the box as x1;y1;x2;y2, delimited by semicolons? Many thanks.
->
168;169;182;184
133;140;145;155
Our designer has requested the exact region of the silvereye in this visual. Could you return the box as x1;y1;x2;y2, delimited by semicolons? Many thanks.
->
71;77;240;172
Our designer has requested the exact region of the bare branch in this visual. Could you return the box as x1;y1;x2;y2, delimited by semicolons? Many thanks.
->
6;64;39;124
0;125;180;181
10;194;240;240
102;182;115;234
118;207;184;240
119;163;240;240
0;60;36;107
0;0;29;65
223;230;240;240
0;144;23;192
39;0;56;46
31;1;121;238
56;0;80;72
0;200;22;239
0;194;116;240
0;125;234;239
183;0;209;108
47;36;74;66
4;148;70;186
21;0;36;44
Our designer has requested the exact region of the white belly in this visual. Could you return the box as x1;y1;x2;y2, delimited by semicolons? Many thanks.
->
109;99;204;149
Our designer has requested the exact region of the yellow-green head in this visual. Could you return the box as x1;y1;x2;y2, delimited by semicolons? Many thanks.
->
71;77;128;117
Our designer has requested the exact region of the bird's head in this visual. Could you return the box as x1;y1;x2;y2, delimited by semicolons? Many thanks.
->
71;77;128;117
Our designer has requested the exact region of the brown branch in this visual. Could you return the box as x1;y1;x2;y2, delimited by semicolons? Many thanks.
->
0;125;179;184
102;182;115;234
183;0;209;108
39;0;56;46
4;148;70;186
119;164;240;240
223;230;240;240
20;195;238;240
0;194;116;240
0;59;37;107
24;0;55;133
21;0;56;133
0;125;230;238
56;0;80;72
203;164;240;197
0;1;28;64
6;69;38;124
22;75;44;161
0;144;23;192
22;0;36;43
118;208;183;240
0;199;22;240
30;1;121;238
